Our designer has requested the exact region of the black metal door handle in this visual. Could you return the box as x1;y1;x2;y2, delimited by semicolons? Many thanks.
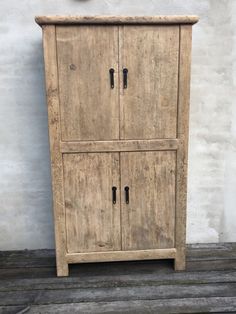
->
109;68;115;88
124;186;129;204
123;68;128;89
112;186;117;204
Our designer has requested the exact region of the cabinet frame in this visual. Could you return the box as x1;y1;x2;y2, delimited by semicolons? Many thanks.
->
38;16;198;276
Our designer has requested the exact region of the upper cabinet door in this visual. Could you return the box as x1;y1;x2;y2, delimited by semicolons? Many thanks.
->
56;26;119;141
120;26;179;139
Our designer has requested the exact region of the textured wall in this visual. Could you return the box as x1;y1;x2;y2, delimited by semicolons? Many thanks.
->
0;0;235;250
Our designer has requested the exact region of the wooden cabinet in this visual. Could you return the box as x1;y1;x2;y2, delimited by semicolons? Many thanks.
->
36;15;198;276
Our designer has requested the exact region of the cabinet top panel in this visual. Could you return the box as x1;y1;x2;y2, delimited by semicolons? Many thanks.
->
35;15;199;26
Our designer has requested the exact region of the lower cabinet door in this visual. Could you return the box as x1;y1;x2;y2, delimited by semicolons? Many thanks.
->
63;153;121;253
120;151;176;250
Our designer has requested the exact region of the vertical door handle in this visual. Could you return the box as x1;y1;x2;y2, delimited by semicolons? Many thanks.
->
123;68;128;89
112;186;117;204
124;186;129;204
109;68;115;89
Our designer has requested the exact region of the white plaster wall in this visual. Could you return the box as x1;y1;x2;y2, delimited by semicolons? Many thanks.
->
0;0;235;250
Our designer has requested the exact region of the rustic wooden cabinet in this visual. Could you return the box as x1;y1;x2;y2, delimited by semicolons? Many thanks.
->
36;15;198;276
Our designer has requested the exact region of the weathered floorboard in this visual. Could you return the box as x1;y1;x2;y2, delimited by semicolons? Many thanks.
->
1;297;236;314
1;243;235;268
0;243;236;313
0;270;235;292
0;283;236;306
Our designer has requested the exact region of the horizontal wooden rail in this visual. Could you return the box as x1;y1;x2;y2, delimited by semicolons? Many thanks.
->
66;248;176;264
60;139;179;153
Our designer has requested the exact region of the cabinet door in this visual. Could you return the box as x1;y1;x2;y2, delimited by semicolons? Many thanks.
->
63;153;120;253
120;151;176;250
120;26;179;139
57;26;119;141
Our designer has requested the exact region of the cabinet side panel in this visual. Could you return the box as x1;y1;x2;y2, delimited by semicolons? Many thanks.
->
42;26;68;276
175;25;192;270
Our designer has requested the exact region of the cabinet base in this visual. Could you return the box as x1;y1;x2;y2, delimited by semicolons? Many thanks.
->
56;248;186;277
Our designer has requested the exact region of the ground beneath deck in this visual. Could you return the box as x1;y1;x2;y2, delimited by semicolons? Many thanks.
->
0;243;236;313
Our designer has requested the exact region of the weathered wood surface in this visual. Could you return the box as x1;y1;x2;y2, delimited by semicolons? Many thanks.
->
35;15;199;26
42;25;68;277
60;139;179;153
120;151;176;250
0;270;236;292
120;26;179;140
0;283;236;306
174;25;192;271
1;297;236;314
66;248;176;263
39;20;198;275
0;244;236;313
1;243;236;269
57;26;119;141
63;153;121;253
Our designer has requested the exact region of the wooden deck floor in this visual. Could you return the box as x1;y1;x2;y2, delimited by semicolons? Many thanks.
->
0;243;235;313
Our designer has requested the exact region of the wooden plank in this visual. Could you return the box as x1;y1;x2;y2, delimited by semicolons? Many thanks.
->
120;151;176;250
42;25;68;277
1;270;236;292
0;250;55;269
187;259;236;272
0;306;27;314
0;283;236;306
187;242;236;260
188;242;236;250
1;257;235;280
57;26;119;141
0;267;57;280
0;243;235;269
35;15;199;26
66;248;176;263
120;26;179;139
60;139;178;153
174;25;192;271
63;153;121;253
8;297;235;313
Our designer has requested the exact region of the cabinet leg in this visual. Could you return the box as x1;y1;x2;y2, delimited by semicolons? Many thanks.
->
57;262;69;277
174;254;186;271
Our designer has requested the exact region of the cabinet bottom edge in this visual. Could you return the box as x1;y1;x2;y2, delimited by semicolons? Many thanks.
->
65;248;177;264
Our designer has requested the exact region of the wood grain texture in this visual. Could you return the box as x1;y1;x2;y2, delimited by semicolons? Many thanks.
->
10;297;235;314
175;25;192;271
121;151;176;250
60;139;179;153
2;297;236;314
56;26;119;141
1;269;235;291
35;15;199;26
0;243;236;275
42;25;68;277
120;26;179;139
1;243;235;270
2;283;236;307
63;153;121;253
66;248;176;263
